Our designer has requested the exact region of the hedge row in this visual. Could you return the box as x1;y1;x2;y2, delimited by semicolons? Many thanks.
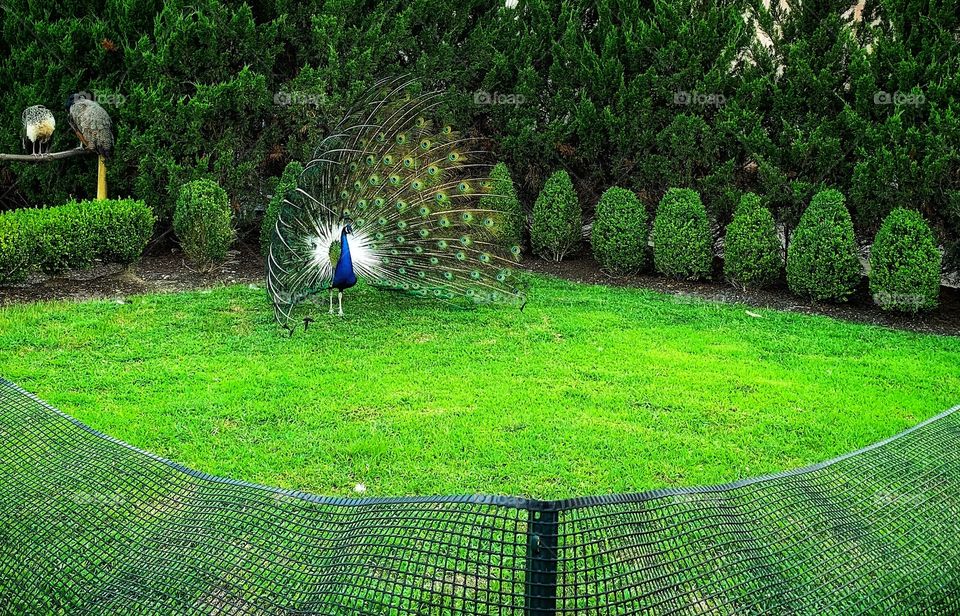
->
520;167;942;312
0;199;154;284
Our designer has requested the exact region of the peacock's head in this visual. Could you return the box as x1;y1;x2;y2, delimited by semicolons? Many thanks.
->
65;93;85;113
341;216;354;235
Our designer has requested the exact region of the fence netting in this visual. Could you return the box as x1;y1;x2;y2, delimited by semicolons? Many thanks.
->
1;378;959;614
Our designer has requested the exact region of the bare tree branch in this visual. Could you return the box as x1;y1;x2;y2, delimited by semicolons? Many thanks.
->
0;148;92;162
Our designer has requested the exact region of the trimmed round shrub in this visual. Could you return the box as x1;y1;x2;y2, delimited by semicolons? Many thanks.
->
261;161;304;256
591;186;648;274
723;192;782;288
869;208;941;312
479;161;524;251
786;189;860;301
32;206;98;274
174;179;234;271
652;188;712;279
531;170;581;261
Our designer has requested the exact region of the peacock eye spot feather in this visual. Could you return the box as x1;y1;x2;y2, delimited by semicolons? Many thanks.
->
442;125;452;135
396;200;408;211
483;217;495;227
365;155;376;166
377;217;388;225
381;257;390;264
389;175;401;186
456;251;466;261
355;218;365;226
460;236;471;246
354;181;363;191
479;253;491;263
435;192;447;203
396;134;407;145
417;271;426;278
396;235;405;243
375;232;385;240
457;182;469;193
437;240;448;249
443;271;453;280
418;229;430;238
414;246;424;254
406;258;414;266
369;175;381;186
403;157;415;168
418;206;431;217
439;217;451;228
390;249;399;255
382;155;394;165
460;212;474;223
412;180;424;191
397;221;407;229
376;132;386;142
510;245;521;256
420;139;431;150
471;270;481;280
416;117;426;127
448;151;460;162
339;190;350;200
374;198;385;207
429;257;439;265
356;199;367;209
427;165;439;176
398;267;406;275
349;162;359;172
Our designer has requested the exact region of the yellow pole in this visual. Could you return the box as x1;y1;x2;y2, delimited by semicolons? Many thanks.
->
96;156;107;200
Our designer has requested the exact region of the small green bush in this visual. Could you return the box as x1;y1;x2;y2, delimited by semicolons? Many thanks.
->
652;188;712;279
174;179;234;271
786;189;861;302
480;162;524;251
262;161;304;256
591;187;648;274
0;199;154;282
531;170;581;261
869;208;941;312
723;192;782;289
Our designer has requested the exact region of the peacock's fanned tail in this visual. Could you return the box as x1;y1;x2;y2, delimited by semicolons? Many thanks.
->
267;77;525;327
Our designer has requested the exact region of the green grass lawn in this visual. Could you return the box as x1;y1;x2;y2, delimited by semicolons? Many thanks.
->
1;275;958;500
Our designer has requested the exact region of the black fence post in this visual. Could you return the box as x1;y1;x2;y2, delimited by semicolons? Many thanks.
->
524;502;559;614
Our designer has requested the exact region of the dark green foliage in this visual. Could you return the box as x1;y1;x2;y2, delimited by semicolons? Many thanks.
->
869;209;941;313
786;189;861;302
0;0;957;265
261;161;304;256
173;180;233;271
531;170;581;261
591;187;648;274
652;188;712;280
0;199;153;282
724;193;782;289
479;162;523;250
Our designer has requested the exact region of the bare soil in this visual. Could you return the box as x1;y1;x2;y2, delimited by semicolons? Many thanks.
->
2;242;957;336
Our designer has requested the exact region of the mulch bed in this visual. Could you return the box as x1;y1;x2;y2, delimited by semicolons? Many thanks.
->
2;241;957;336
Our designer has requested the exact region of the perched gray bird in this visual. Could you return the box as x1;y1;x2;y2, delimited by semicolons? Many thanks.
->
21;105;56;156
66;94;113;159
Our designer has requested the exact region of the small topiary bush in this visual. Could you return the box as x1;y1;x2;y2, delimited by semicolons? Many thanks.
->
0;199;154;282
480;162;524;251
174;179;234;271
262;161;304;256
869;208;942;312
531;170;581;261
723;192;782;289
786;189;861;302
591;187;648;274
652;188;712;279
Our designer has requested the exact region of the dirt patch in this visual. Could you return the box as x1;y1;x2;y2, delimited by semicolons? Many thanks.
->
0;240;264;306
2;241;957;336
523;249;960;337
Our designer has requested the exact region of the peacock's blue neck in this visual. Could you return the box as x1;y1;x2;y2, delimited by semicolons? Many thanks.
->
331;227;358;290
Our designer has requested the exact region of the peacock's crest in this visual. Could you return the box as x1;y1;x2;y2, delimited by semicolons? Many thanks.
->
267;77;526;328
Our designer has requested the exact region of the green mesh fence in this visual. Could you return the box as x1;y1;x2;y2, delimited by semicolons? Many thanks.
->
1;377;959;614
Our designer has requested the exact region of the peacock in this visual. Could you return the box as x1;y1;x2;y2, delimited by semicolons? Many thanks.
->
266;77;525;330
21;105;55;156
66;94;114;200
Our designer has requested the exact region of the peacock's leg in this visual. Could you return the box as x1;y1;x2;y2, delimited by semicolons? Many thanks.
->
328;289;334;314
338;291;344;316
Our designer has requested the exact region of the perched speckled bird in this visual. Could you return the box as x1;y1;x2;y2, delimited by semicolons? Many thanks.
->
21;105;55;156
66;94;114;200
66;94;113;159
266;77;525;327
